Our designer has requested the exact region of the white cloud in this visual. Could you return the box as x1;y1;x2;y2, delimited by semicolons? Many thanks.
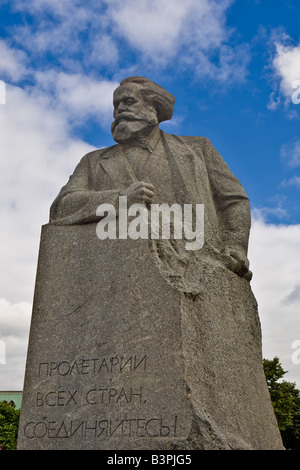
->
283;284;300;305
105;0;249;81
0;40;27;81
13;0;75;16
280;139;300;168
0;83;97;304
9;0;248;84
0;52;119;390
279;140;300;191
251;199;288;222
54;73;118;124
0;40;118;308
190;43;250;83
281;176;300;189
90;35;119;67
106;0;192;59
106;0;231;56
272;41;300;102
0;298;31;339
0;298;31;390
33;71;118;126
249;214;300;387
11;1;100;67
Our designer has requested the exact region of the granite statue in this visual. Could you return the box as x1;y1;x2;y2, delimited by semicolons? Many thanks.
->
18;77;284;450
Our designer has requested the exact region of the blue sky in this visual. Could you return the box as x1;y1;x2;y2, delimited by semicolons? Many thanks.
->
0;0;300;390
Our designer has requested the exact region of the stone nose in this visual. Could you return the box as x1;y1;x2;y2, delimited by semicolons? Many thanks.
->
116;101;127;114
114;102;127;119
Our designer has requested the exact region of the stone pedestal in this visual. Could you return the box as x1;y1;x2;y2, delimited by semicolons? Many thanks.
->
18;223;284;450
18;224;193;450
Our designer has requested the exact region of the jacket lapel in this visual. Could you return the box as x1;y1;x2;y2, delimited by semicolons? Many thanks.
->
161;132;198;205
99;145;136;189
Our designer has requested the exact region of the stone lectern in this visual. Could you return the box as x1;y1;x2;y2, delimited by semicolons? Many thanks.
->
18;77;284;450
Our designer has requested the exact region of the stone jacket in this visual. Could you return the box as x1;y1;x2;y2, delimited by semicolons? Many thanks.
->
50;130;251;278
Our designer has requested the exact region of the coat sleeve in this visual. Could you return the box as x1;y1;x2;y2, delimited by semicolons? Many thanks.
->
49;151;120;225
202;138;251;257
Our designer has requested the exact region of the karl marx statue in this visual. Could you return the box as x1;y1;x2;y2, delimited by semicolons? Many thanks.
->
47;77;283;449
50;76;251;283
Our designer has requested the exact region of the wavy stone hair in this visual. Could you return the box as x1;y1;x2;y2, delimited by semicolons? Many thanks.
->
117;76;175;123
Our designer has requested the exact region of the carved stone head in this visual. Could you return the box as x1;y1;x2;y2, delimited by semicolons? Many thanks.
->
111;77;175;144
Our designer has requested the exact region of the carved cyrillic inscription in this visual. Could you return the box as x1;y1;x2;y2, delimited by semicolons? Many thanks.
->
36;390;78;407
35;387;145;407
24;351;182;443
86;387;144;405
38;355;147;377
23;416;178;439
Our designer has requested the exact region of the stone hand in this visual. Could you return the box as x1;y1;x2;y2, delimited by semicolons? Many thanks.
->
223;248;252;281
121;181;155;206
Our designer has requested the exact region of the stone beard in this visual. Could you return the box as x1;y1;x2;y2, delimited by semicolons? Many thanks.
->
111;108;159;145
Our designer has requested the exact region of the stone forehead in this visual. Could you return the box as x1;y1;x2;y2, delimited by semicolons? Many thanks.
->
113;82;144;99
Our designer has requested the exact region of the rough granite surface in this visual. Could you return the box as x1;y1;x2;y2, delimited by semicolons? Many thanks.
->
18;224;284;450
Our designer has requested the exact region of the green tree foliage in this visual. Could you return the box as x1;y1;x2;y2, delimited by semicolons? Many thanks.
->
263;357;300;449
0;400;20;450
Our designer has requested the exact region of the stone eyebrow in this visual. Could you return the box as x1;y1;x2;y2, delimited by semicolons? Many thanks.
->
113;93;137;106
